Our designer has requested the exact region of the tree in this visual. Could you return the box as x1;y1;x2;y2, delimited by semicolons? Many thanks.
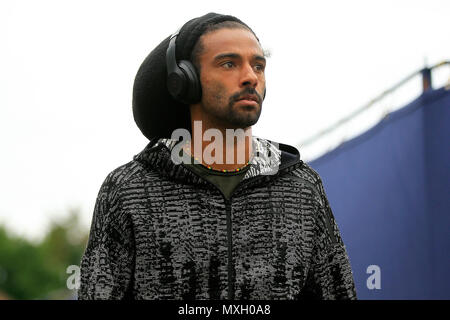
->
0;207;89;299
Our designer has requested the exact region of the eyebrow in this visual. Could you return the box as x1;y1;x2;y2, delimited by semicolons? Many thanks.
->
213;53;266;64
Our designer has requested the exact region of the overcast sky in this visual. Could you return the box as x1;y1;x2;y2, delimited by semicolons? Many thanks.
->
1;0;449;240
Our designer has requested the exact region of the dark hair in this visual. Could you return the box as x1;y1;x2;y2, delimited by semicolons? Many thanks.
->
189;21;259;74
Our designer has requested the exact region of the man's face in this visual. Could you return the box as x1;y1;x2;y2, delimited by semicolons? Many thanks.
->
196;28;266;129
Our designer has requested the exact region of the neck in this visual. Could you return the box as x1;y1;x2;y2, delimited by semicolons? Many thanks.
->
188;116;253;172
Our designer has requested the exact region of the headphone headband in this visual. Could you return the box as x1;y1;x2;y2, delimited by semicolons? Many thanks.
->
166;33;178;78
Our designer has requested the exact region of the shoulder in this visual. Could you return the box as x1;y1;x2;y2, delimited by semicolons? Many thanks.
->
284;161;329;206
99;158;151;195
87;161;148;233
294;161;323;185
287;161;324;189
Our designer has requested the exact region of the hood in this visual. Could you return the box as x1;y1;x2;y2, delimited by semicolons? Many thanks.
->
133;136;302;186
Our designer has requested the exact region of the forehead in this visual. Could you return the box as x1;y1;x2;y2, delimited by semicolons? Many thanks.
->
199;28;263;59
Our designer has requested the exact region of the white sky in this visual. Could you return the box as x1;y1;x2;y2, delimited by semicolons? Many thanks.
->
1;0;449;241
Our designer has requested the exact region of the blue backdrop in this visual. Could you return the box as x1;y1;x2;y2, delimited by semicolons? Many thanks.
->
308;87;450;299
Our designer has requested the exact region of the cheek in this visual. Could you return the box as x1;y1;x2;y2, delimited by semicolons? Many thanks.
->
259;75;266;87
202;78;228;101
258;77;266;95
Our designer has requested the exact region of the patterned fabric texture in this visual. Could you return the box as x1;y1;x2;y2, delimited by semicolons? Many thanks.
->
78;136;357;300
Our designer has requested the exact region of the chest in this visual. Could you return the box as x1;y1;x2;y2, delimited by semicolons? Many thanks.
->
125;176;318;299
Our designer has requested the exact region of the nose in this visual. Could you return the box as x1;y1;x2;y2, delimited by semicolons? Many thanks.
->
240;63;258;89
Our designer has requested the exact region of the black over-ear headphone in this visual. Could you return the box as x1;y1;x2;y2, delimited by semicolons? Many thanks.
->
166;30;202;105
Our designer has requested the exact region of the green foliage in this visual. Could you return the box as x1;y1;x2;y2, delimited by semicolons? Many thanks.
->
0;208;89;299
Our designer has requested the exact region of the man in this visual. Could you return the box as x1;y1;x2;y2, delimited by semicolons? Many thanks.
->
78;12;357;300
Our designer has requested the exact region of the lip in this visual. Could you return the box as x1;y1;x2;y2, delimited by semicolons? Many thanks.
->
235;94;259;107
235;99;258;107
237;95;258;102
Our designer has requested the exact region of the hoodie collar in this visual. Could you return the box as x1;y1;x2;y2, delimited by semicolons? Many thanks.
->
133;135;302;185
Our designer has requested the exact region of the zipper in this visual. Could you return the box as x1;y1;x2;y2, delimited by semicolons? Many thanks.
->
181;163;238;299
224;198;234;300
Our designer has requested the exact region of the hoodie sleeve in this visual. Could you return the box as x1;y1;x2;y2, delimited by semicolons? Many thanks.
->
299;177;357;300
78;172;135;300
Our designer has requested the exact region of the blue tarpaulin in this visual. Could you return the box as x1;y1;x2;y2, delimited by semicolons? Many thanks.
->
308;87;450;299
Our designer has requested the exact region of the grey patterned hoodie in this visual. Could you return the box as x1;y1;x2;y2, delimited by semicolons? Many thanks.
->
78;136;357;300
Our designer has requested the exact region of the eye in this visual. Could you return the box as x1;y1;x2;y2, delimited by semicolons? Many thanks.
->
254;64;265;72
221;61;235;69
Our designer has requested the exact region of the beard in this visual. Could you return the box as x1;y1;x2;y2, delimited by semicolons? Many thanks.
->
200;82;263;129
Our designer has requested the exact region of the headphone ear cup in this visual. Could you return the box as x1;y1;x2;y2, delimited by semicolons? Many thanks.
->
167;68;188;101
178;60;202;104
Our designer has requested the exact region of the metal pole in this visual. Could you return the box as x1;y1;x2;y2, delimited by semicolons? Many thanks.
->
421;67;432;92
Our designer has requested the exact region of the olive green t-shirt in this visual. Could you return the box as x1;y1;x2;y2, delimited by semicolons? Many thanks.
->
185;161;250;201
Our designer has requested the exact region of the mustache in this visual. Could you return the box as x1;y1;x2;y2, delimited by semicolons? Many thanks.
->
230;87;263;104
